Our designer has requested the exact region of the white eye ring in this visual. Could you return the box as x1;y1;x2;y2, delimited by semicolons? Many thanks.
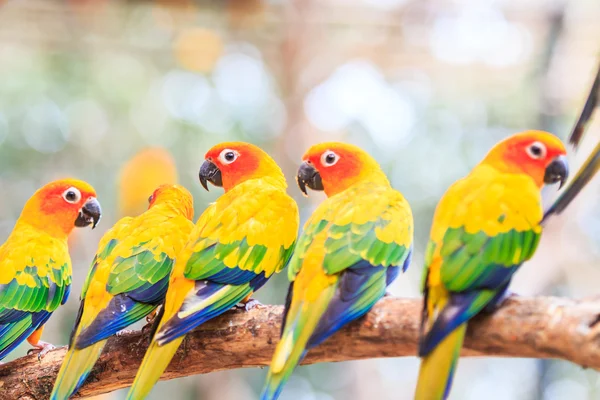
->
62;187;82;204
526;141;547;160
320;150;339;167
218;149;239;164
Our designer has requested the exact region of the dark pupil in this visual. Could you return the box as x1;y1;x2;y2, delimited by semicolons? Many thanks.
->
66;191;76;201
530;145;542;156
225;152;235;161
325;154;336;164
148;195;153;203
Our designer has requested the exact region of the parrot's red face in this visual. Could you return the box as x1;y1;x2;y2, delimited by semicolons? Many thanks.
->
199;142;283;192
148;184;194;220
298;142;384;197
23;179;102;238
483;130;569;188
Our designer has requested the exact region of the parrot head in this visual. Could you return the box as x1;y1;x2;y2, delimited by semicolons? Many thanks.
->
148;184;194;220
21;179;101;238
297;142;389;197
482;130;569;189
199;142;286;192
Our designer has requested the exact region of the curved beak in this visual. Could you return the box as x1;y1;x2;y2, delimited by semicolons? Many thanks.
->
199;160;222;191
544;155;569;189
75;198;102;229
296;161;323;197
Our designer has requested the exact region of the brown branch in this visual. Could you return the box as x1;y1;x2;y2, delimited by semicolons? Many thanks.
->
2;296;600;399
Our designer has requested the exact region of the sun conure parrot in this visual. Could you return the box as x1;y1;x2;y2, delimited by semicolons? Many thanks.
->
261;142;414;400
414;131;569;400
544;62;600;222
125;142;299;400
50;184;194;399
118;147;178;218
0;179;101;361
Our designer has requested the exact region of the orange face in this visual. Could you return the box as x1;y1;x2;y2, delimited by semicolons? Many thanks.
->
199;142;283;192
484;130;569;188
298;142;386;197
148;184;194;221
23;178;102;238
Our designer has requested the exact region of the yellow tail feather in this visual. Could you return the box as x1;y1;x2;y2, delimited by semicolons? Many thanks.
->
126;337;184;400
51;340;107;400
414;324;467;400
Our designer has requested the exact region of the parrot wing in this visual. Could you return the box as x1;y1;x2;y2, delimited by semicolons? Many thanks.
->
73;213;192;349
419;175;542;356
155;184;298;345
285;183;412;348
0;230;71;359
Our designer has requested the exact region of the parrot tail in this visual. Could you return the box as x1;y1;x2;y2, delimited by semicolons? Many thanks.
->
125;336;184;400
50;340;107;400
260;285;336;400
414;323;467;400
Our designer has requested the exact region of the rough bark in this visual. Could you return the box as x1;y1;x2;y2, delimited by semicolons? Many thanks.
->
1;296;600;399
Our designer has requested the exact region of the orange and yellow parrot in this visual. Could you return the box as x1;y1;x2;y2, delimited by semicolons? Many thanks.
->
415;131;569;400
0;179;101;361
261;142;414;400
126;142;299;400
50;184;194;399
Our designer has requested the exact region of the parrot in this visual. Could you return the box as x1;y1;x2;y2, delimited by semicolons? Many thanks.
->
0;179;101;361
261;142;414;400
50;184;194;399
118;147;178;218
414;131;569;400
543;62;600;222
125;142;300;400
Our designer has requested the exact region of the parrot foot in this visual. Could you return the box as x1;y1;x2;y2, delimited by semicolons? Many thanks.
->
27;341;56;361
484;290;517;313
146;311;157;324
236;299;265;311
116;329;136;337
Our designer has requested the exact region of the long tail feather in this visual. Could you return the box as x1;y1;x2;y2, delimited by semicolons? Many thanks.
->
260;285;335;400
126;337;183;400
415;324;467;400
50;340;107;400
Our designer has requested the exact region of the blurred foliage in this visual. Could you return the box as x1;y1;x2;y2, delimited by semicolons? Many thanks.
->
0;0;599;399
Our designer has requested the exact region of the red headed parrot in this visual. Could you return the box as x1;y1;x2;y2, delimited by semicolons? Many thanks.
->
415;131;569;400
51;184;194;399
0;179;101;361
261;142;414;400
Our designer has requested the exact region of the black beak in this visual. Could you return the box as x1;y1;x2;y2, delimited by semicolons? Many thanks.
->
543;144;600;222
544;155;569;189
75;198;102;229
296;161;323;197
199;160;222;191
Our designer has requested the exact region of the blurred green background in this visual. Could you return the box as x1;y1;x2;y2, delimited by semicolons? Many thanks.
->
0;0;599;399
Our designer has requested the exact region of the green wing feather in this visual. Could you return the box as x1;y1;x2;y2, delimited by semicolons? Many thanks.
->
288;183;413;281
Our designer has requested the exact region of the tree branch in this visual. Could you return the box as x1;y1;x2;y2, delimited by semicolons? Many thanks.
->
2;296;600;399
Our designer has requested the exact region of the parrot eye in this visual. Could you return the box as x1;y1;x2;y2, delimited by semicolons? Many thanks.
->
218;149;239;164
62;187;82;204
526;141;547;160
148;194;154;204
320;150;339;167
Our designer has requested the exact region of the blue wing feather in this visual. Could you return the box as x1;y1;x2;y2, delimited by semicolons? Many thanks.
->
156;272;268;345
